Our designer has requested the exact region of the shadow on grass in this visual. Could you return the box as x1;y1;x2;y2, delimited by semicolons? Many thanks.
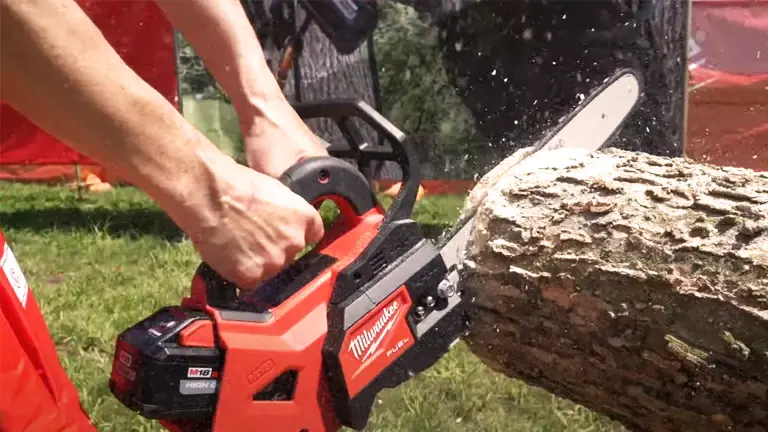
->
1;207;452;242
0;207;185;241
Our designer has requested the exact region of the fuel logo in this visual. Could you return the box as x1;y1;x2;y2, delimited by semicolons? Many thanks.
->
187;367;213;378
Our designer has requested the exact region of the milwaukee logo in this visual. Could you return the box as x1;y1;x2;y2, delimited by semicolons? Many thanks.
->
187;367;213;378
348;300;401;363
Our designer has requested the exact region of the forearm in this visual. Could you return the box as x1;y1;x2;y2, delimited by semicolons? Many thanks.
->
0;0;227;231
154;0;284;118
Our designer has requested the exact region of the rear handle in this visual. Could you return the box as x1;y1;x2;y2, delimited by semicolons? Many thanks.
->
279;155;378;216
192;156;380;311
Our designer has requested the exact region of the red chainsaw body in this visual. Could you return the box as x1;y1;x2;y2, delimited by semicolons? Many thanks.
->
109;101;470;432
164;199;416;432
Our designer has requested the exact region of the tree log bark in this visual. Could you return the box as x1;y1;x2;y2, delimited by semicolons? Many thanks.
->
459;147;768;432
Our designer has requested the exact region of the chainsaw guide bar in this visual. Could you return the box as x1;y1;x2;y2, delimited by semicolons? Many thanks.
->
438;68;642;283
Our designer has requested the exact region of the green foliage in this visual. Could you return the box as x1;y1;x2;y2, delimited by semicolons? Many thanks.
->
175;33;227;101
176;33;246;161
374;2;483;178
175;2;484;179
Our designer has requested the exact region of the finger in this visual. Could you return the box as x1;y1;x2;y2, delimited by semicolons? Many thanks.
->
305;209;325;245
238;264;280;292
237;273;264;291
228;261;263;292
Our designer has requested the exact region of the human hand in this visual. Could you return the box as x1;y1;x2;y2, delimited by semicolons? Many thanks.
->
184;156;325;289
240;102;330;179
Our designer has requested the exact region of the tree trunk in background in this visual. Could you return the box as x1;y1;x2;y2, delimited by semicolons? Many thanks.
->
460;147;768;432
431;0;690;171
285;21;404;180
241;0;401;180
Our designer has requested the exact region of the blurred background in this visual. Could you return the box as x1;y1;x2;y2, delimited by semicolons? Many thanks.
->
2;0;765;192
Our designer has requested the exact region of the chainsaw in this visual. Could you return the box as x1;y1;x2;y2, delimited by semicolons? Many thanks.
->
107;2;645;429
107;65;642;431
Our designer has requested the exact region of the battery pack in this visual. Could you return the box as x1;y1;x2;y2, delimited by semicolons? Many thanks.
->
109;307;222;420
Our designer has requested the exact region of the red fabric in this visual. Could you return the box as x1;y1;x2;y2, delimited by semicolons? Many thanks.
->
684;0;768;172
0;0;178;166
0;230;97;431
689;0;768;77
686;68;768;172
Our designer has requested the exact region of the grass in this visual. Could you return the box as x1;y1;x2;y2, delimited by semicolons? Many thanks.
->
0;182;624;432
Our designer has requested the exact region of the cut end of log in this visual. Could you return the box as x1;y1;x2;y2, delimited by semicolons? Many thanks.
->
461;147;768;432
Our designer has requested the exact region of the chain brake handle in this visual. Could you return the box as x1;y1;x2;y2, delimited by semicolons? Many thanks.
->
291;98;420;223
192;99;420;310
279;155;377;235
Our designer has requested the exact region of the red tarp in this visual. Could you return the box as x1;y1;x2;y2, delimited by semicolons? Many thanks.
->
686;0;768;172
0;0;177;182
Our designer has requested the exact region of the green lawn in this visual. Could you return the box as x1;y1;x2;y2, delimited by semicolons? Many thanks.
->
0;182;623;432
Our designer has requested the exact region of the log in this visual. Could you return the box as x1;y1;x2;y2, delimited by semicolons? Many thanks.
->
459;147;768;432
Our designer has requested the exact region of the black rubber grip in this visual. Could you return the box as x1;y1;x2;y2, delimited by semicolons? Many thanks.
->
279;156;377;216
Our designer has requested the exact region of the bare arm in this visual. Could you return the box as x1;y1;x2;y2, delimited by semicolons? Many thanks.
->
152;0;283;122
154;0;328;178
0;0;230;233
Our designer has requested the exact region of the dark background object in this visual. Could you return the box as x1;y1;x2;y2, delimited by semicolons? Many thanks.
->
241;0;691;179
434;0;691;167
